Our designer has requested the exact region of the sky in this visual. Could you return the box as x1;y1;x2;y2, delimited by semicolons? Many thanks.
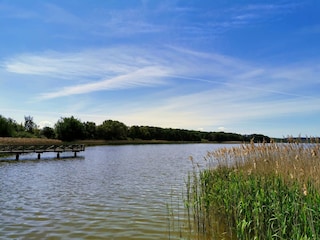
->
0;0;319;138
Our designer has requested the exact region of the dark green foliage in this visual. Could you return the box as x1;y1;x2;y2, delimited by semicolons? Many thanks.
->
243;134;271;143
0;115;25;137
24;115;37;133
127;125;141;140
83;121;97;139
97;120;127;140
128;126;248;142
206;131;244;142
40;127;56;139
0;114;271;143
0;115;14;137
13;131;37;138
55;116;85;141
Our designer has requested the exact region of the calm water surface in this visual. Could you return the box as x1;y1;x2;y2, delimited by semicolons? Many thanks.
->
0;144;231;239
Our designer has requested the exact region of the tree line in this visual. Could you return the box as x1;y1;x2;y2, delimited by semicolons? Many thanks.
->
0;115;270;143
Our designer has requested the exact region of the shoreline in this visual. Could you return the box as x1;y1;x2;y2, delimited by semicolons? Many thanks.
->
0;137;243;146
72;139;244;146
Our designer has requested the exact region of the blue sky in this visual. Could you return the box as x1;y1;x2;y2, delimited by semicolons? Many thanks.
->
0;0;319;138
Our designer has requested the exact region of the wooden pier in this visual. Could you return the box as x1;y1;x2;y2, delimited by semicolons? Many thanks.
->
0;144;85;160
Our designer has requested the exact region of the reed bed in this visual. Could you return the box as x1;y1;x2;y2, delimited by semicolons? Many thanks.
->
185;139;320;239
0;137;62;145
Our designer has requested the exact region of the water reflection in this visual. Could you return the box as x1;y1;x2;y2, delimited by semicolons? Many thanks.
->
0;144;229;239
0;156;85;165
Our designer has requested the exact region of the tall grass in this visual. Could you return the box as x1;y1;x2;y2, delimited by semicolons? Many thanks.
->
0;137;62;145
185;139;320;239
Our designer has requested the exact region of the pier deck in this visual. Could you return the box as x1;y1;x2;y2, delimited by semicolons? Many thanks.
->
0;144;85;160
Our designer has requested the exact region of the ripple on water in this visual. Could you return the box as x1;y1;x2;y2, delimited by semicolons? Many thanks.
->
0;144;227;239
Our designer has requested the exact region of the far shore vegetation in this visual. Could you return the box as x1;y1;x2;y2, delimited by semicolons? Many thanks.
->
183;138;320;239
0;114;271;145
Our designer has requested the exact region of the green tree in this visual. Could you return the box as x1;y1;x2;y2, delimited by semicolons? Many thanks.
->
10;118;24;134
97;120;127;140
0;115;14;137
83;121;97;139
128;125;141;139
246;134;270;143
41;127;56;139
24;116;37;133
139;126;151;140
55;116;85;141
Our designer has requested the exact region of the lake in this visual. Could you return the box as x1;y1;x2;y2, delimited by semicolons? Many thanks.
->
0;143;232;239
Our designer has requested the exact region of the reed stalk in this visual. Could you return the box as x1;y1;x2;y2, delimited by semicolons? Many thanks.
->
184;139;320;239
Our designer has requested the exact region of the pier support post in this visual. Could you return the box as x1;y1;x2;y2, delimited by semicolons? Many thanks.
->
16;154;19;160
37;153;41;159
74;152;77;157
57;152;60;158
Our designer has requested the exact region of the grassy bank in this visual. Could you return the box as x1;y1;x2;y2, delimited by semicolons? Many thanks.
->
0;137;62;145
185;139;320;239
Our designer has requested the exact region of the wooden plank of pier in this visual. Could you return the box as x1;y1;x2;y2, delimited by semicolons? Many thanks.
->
0;144;85;160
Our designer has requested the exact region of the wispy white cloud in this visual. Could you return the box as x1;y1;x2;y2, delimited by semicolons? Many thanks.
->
4;45;319;100
214;2;300;31
0;1;300;48
245;3;300;12
4;47;162;79
3;47;172;99
88;4;168;38
158;2;298;43
110;82;320;131
0;1;318;138
2;44;320;136
38;66;168;99
100;14;165;36
90;1;293;40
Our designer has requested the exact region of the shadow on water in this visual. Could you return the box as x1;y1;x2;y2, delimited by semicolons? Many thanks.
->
0;155;85;164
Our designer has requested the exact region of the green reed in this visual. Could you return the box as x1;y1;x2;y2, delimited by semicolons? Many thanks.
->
184;139;320;239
